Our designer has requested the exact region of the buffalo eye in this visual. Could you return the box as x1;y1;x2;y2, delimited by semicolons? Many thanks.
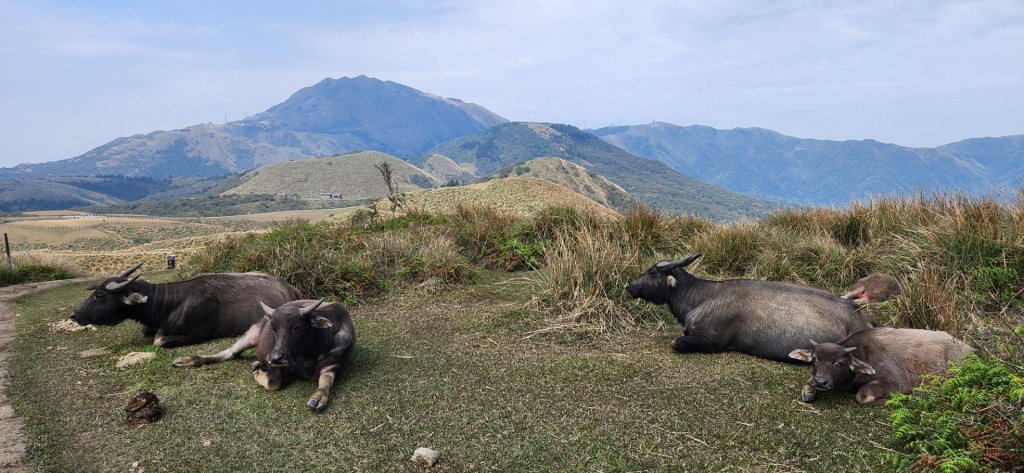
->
94;292;106;299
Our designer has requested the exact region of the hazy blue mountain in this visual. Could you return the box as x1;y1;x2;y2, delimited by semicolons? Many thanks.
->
421;122;775;220
1;76;507;179
593;122;1022;205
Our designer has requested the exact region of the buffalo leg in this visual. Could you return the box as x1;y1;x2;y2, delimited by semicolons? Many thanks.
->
799;378;817;403
252;363;284;391
142;326;158;338
307;370;337;412
671;334;724;353
172;324;262;368
855;380;897;405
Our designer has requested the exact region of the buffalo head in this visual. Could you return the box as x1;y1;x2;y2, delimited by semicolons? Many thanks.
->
625;254;702;303
70;263;147;326
789;341;876;391
260;299;333;366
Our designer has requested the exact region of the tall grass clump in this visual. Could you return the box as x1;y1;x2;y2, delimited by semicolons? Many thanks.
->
0;252;81;286
528;226;663;335
688;220;765;277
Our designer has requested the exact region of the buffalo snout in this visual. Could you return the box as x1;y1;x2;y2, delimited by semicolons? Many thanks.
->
811;375;832;389
269;352;287;365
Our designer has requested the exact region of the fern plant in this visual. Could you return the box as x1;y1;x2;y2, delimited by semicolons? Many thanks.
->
886;355;1024;472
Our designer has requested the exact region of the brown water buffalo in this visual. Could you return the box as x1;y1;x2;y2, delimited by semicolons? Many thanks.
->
789;327;974;404
173;299;356;412
841;273;901;305
626;254;877;361
70;263;302;348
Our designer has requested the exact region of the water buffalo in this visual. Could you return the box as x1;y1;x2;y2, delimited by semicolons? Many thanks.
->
789;327;973;404
173;299;355;412
625;254;877;361
841;273;901;305
70;263;302;348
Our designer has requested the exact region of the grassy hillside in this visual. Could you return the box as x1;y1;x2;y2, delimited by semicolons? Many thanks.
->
423;122;775;221
487;157;634;211
10;191;1022;472
224;151;440;200
420;153;477;184
372;177;619;219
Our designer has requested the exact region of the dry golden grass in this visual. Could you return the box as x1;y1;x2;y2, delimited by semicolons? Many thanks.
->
378;177;619;219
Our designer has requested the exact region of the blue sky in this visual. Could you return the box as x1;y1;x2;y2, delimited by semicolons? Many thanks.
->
1;0;1022;168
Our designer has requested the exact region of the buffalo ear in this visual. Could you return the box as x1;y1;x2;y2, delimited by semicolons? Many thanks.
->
789;349;813;363
849;356;876;375
259;301;275;316
310;315;333;329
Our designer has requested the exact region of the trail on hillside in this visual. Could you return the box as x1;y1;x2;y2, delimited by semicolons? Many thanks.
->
0;278;94;472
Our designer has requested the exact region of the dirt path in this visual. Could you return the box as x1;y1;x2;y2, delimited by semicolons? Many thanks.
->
0;277;95;472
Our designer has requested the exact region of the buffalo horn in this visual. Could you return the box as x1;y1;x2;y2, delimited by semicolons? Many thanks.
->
118;262;145;279
809;339;819;346
259;301;276;316
104;275;141;293
299;299;326;316
843;346;858;353
655;253;702;272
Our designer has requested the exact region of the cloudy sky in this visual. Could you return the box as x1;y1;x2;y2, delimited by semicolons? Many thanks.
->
1;0;1021;168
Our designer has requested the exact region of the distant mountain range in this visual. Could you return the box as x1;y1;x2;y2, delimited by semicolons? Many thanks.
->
0;76;506;179
1;75;1019;213
593;122;1023;205
420;122;773;220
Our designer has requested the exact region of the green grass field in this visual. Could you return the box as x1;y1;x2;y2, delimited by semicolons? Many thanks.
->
9;271;891;472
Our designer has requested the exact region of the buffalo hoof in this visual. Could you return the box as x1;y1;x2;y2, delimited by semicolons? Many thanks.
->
800;391;817;403
671;337;686;352
171;356;198;368
307;398;328;412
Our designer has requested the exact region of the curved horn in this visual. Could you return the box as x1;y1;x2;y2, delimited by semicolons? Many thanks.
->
809;339;819;346
259;301;276;316
843;346;858;353
118;262;145;279
298;299;326;317
104;274;141;293
655;253;702;272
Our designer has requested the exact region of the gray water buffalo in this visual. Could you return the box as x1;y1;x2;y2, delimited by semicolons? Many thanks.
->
789;327;973;404
841;273;901;305
173;299;356;412
626;254;877;361
70;263;302;348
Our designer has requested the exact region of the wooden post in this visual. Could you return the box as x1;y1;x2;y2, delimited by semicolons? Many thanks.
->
3;233;12;271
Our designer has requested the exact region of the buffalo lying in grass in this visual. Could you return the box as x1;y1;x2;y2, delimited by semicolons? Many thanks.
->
71;263;301;348
173;299;356;412
626;254;877;361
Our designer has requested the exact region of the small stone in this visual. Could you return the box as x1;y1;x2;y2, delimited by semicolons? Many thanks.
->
411;447;441;467
48;319;96;333
202;440;212;447
116;352;156;369
79;347;111;358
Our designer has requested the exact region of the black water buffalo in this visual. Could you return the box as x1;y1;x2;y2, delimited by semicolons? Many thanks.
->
173;299;355;412
841;273;901;305
626;254;877;361
70;263;302;348
789;327;973;404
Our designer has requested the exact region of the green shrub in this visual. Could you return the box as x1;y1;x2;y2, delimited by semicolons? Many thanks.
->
0;263;79;286
886;355;1024;472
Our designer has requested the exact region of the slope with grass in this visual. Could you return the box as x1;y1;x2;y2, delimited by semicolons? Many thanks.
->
423;122;775;220
486;157;635;212
381;177;619;219
8;273;892;472
223;151;441;200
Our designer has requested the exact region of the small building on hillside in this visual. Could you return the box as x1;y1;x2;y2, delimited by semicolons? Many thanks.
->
320;192;343;200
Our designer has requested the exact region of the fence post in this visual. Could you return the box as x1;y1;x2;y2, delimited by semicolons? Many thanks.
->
4;233;12;271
